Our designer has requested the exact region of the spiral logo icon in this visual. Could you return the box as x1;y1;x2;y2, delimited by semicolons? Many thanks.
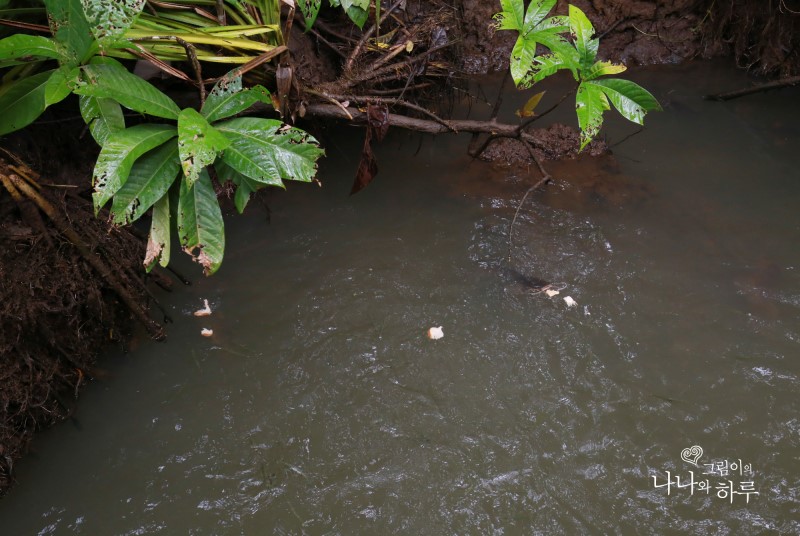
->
681;445;703;466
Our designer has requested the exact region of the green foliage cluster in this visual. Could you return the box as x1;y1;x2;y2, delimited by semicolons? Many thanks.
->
0;0;323;275
495;0;662;148
298;0;372;30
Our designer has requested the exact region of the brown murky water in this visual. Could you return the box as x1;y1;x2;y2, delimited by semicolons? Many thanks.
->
0;61;798;534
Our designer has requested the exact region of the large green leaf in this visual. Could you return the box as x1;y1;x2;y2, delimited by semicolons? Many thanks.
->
298;0;322;29
575;82;609;150
509;34;538;86
216;117;323;187
111;142;180;225
523;0;557;34
494;0;525;32
522;27;578;84
0;69;53;136
588;78;662;125
178;108;230;188
340;0;369;28
92;124;177;212
178;170;224;275
498;2;570;87
569;5;598;72
43;68;74;106
0;34;63;62
201;84;272;124
79;94;125;146
44;0;93;66
522;53;569;87
144;194;170;272
583;60;626;81
72;63;181;120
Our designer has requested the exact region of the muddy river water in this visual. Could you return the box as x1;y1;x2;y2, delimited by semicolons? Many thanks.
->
1;61;798;534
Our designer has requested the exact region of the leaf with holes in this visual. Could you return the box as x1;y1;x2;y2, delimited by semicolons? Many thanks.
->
201;82;271;123
72;63;181;120
178;170;224;275
178;108;230;188
79;94;125;146
494;0;526;32
575;82;609;150
497;0;569;86
583;60;626;81
111;142;180;225
298;0;322;29
569;5;598;72
215;159;262;214
92;124;177;212
44;0;93;66
216;117;324;187
81;0;146;48
144;194;170;272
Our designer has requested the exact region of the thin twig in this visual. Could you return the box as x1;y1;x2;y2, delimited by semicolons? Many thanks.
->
345;42;452;87
506;144;552;263
125;44;192;82
609;127;644;148
308;26;347;58
310;91;455;131
175;37;206;106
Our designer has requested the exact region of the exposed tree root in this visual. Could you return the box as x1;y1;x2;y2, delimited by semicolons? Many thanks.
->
0;159;165;341
0;153;165;496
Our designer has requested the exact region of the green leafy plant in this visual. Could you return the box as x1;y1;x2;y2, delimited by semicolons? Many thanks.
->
495;0;661;148
74;64;323;274
298;0;371;30
0;0;287;136
0;0;324;275
0;0;152;135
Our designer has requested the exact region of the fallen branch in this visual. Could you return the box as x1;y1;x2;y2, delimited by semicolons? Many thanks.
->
704;75;800;101
305;103;536;140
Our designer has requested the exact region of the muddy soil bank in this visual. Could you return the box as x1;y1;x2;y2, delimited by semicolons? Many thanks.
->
0;116;156;495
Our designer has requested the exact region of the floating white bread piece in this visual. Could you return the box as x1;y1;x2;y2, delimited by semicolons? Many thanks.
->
201;328;213;337
545;289;560;297
563;296;577;307
194;299;212;317
427;326;444;340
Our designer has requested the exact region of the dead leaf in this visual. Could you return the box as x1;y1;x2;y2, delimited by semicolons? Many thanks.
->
515;91;546;118
350;103;389;195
